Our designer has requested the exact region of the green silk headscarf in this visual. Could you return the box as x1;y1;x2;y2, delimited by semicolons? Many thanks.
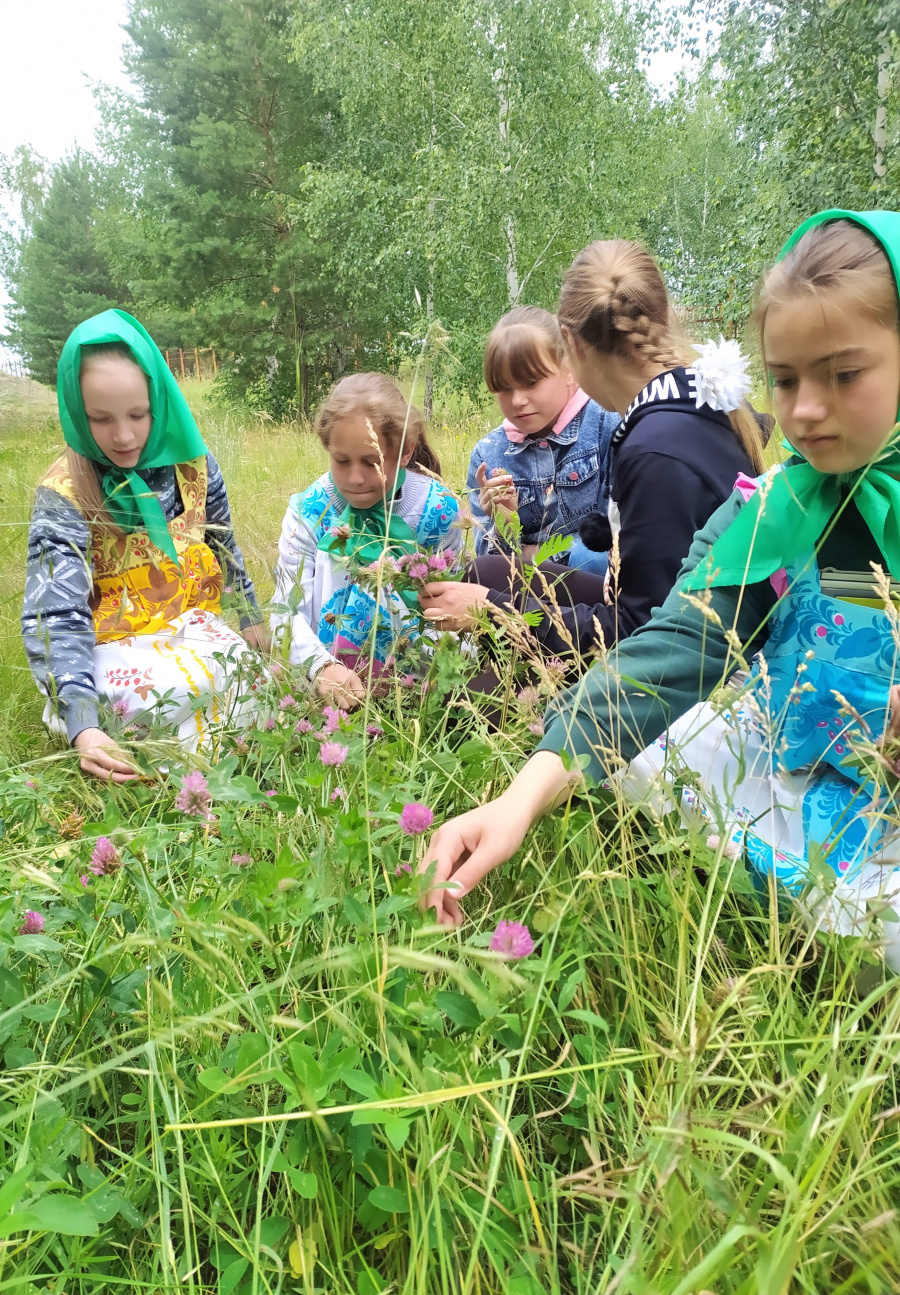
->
57;309;208;563
317;469;421;608
683;209;900;592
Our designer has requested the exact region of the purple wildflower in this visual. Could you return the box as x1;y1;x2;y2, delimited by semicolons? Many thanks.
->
294;718;313;734
278;694;298;712
19;910;44;935
428;552;449;571
111;699;129;719
408;562;429;580
399;674;416;688
366;724;384;739
320;742;348;767
232;852;252;866
263;716;277;731
174;770;214;820
265;789;278;797
399;802;434;836
24;780;37;791
89;836;121;876
224;585;233;593
322;705;348;734
517;686;540;707
490;920;535;960
395;862;412;876
331;787;347;803
528;721;544;736
80;874;90;887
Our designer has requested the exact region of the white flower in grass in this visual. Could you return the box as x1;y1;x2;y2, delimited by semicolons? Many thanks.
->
692;337;751;413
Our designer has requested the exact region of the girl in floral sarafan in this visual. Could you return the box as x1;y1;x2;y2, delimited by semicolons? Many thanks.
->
421;209;900;972
23;310;267;782
271;373;461;709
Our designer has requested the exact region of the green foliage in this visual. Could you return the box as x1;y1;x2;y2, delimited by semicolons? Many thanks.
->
94;0;347;413
1;152;127;385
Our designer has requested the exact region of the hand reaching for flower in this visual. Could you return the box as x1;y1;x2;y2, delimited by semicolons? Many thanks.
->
418;751;580;925
475;462;519;517
73;727;139;783
316;662;365;709
419;581;491;632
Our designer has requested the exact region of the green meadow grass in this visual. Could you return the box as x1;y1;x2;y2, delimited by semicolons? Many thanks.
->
1;374;899;1294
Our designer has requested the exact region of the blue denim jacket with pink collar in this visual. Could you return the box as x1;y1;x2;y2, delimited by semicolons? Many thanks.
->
465;398;618;557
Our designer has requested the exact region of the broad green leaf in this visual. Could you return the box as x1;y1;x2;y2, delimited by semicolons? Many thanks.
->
434;990;480;1029
287;1169;318;1199
219;1258;248;1295
28;1195;99;1236
367;1185;409;1213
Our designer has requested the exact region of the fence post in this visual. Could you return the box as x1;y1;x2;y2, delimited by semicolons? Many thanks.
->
212;348;218;375
194;347;200;377
165;349;170;371
179;349;186;380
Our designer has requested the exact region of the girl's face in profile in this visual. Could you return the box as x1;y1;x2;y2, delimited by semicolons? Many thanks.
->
80;356;152;468
764;294;900;474
493;364;576;436
327;414;413;509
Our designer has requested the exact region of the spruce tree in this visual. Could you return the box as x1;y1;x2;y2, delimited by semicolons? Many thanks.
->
3;152;125;386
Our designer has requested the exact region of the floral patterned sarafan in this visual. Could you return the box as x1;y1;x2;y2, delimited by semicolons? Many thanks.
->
41;455;222;642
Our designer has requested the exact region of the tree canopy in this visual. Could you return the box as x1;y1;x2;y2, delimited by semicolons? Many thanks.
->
2;0;898;406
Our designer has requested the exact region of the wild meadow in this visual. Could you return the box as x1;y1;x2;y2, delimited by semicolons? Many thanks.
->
2;372;900;1295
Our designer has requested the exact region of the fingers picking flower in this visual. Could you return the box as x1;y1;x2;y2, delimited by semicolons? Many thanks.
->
320;742;348;767
490;920;535;959
19;910;44;935
175;770;214;820
400;801;434;835
89;835;122;876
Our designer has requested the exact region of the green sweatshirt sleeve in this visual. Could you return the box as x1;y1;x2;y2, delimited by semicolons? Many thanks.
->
536;491;778;780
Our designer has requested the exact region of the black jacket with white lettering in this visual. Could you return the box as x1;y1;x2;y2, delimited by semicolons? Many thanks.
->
486;367;756;656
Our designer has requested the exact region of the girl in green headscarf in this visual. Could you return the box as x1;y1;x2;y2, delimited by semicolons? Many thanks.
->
23;310;268;780
418;211;900;972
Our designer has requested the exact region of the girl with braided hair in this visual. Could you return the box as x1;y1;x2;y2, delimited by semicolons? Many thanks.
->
422;210;900;972
420;239;765;658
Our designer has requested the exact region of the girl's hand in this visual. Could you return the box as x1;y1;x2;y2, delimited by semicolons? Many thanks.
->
316;662;365;709
242;622;272;654
418;752;578;925
476;462;518;517
418;796;535;925
419;581;491;632
74;728;139;783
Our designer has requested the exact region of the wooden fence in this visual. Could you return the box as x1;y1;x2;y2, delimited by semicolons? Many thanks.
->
164;347;219;380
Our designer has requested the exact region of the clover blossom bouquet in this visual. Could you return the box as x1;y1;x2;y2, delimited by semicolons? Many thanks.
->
346;544;465;609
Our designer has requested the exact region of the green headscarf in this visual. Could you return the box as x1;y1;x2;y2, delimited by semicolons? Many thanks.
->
683;209;900;592
317;469;421;608
57;309;208;563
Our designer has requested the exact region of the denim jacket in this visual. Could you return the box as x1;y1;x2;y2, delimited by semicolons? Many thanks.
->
466;398;619;557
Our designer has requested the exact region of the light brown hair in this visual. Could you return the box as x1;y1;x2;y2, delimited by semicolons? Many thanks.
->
483;306;566;393
754;218;900;348
558;238;764;471
314;372;441;475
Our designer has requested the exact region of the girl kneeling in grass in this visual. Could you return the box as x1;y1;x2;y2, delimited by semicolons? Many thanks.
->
271;373;461;709
422;209;900;971
23;310;268;783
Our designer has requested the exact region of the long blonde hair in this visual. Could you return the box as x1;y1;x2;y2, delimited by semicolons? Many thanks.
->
314;372;441;475
558;239;765;471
